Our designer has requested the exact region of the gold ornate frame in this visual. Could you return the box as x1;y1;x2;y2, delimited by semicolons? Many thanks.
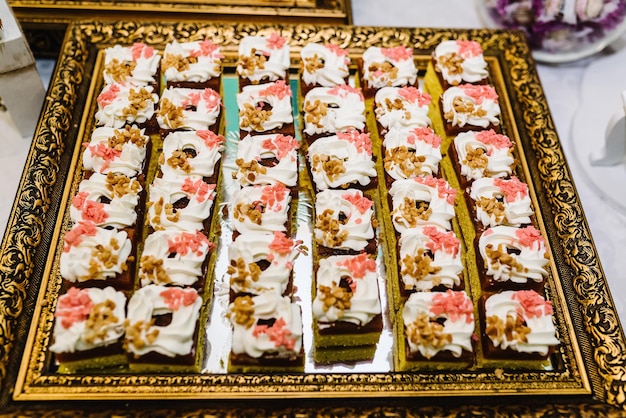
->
1;20;625;416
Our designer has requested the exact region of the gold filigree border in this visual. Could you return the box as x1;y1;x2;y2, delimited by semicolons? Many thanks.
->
0;21;624;415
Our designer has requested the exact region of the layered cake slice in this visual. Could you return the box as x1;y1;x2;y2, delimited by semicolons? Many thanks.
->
397;290;475;371
103;42;161;88
382;126;443;184
440;84;501;135
300;43;350;96
359;45;418;98
236;32;290;88
95;81;159;134
374;86;432;134
49;286;127;374
230;183;292;237
312;253;383;364
156;86;222;134
124;285;204;373
162;39;223;90
307;129;377;192
227;292;304;373
432;39;489;89
477;225;549;292
237;80;294;138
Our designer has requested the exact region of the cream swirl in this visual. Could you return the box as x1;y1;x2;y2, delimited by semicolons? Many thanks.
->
374;86;432;130
469;176;534;228
157;87;222;131
389;176;457;232
139;230;212;287
230;183;291;235
398;225;463;291
237;81;293;133
236;33;290;83
125;285;202;358
307;130;376;190
147;176;215;232
95;82;158;129
70;172;141;229
228;292;303;359
478;225;549;284
163;39;222;83
383;126;442;180
234;133;299;187
362;46;417;88
159;130;225;182
442;84;501;130
312;253;381;327
49;287;126;354
300;43;350;87
60;222;133;284
302;85;365;136
314;189;375;252
103;43;160;86
433;40;489;86
453;130;515;182
484;290;559;356
82;125;149;177
402;290;474;359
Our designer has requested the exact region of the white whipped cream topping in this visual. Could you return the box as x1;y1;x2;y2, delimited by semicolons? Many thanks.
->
398;225;463;291
70;172;141;229
60;223;133;283
478;225;549;284
453;130;515;182
312;254;381;327
49;287;127;354
362;46;417;89
230;184;291;234
402;291;474;359
237;82;294;133
307;131;376;190
229;292;303;358
441;84;501;130
234;133;299;187
314;189;375;252
159;130;225;182
125;285;202;358
95;82;158;129
103;43;161;86
236;34;290;83
433;40;489;86
302;86;366;136
139;230;211;287
469;177;534;228
374;86;432;130
382;127;442;179
157;87;222;131
484;290;559;355
83;126;149;177
163;40;222;83
300;43;350;87
389;176;457;233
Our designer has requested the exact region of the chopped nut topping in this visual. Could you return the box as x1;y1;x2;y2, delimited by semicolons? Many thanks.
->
304;99;328;128
84;300;119;344
157;98;184;129
384;146;426;178
486;313;530;344
228;296;256;328
401;249;441;283
445;96;487;121
476;196;506;223
105;172;140;198
122;88;153;118
464;145;488;170
368;61;398;85
485;243;526;273
110;125;147;148
311;153;346;183
140;255;170;284
384;97;405;112
235;158;267;182
124;319;159;353
238;50;267;77
228;257;262;290
105;58;136;83
233;201;265;225
304;53;325;73
406;312;452;350
392;197;431;228
162;53;198;73
437;52;464;78
167;149;193;173
315;209;348;247
239;102;272;131
317;281;353;317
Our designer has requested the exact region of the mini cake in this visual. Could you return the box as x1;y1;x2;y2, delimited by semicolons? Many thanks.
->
397;225;464;293
388;176;457;233
440;84;501;135
374;86;432;134
158;130;225;184
156;87;222;133
162;39;223;90
302;85;366;143
300;43;350;96
468;176;534;231
450;129;515;188
124;285;204;372
103;43;161;88
233;133;299;189
237;80;294;138
307;129;377;192
146;176;216;233
70;172;143;230
227;231;304;300
314;188;376;256
49;286;127;373
312;253;382;363
382;126;443;183
482;290;559;361
82;125;150;179
432;39;489;88
236;32;290;87
139;230;214;289
95;81;159;134
60;221;134;290
230;183;292;237
477;225;549;291
397;290;474;371
227;292;304;373
359;45;418;98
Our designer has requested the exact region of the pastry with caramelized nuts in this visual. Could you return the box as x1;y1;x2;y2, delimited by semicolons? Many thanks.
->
358;45;418;99
162;39;223;91
299;43;350;96
236;33;290;88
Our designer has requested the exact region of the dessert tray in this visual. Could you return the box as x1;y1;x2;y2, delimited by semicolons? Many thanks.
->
1;20;625;416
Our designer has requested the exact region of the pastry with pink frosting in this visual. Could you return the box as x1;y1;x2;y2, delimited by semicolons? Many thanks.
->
432;40;489;88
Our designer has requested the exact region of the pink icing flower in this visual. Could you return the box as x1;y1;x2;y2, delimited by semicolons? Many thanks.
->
202;88;221;109
337;253;377;280
342;191;373;214
80;200;108;224
261;183;288;210
430;290;474;324
269;231;296;256
411;127;442;148
328;84;364;101
161;287;198;310
512;290;553;319
398;86;431;107
515;226;545;250
55;287;94;329
325;43;349;57
475;130;512;149
97;84;121;108
262;134;299;160
167;231;210;257
266;32;287;50
459;84;498;105
259;80;292;100
191;39;223;59
196;130;225;148
337;129;372;155
72;191;88;210
423;226;460;257
253;317;296;350
181;178;215;203
381;46;413;61
131;42;154;60
456;40;483;58
89;143;122;173
494;177;528;203
414;176;457;205
63;221;98;252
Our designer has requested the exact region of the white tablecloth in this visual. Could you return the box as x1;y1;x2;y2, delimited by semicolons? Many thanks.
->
1;1;624;323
